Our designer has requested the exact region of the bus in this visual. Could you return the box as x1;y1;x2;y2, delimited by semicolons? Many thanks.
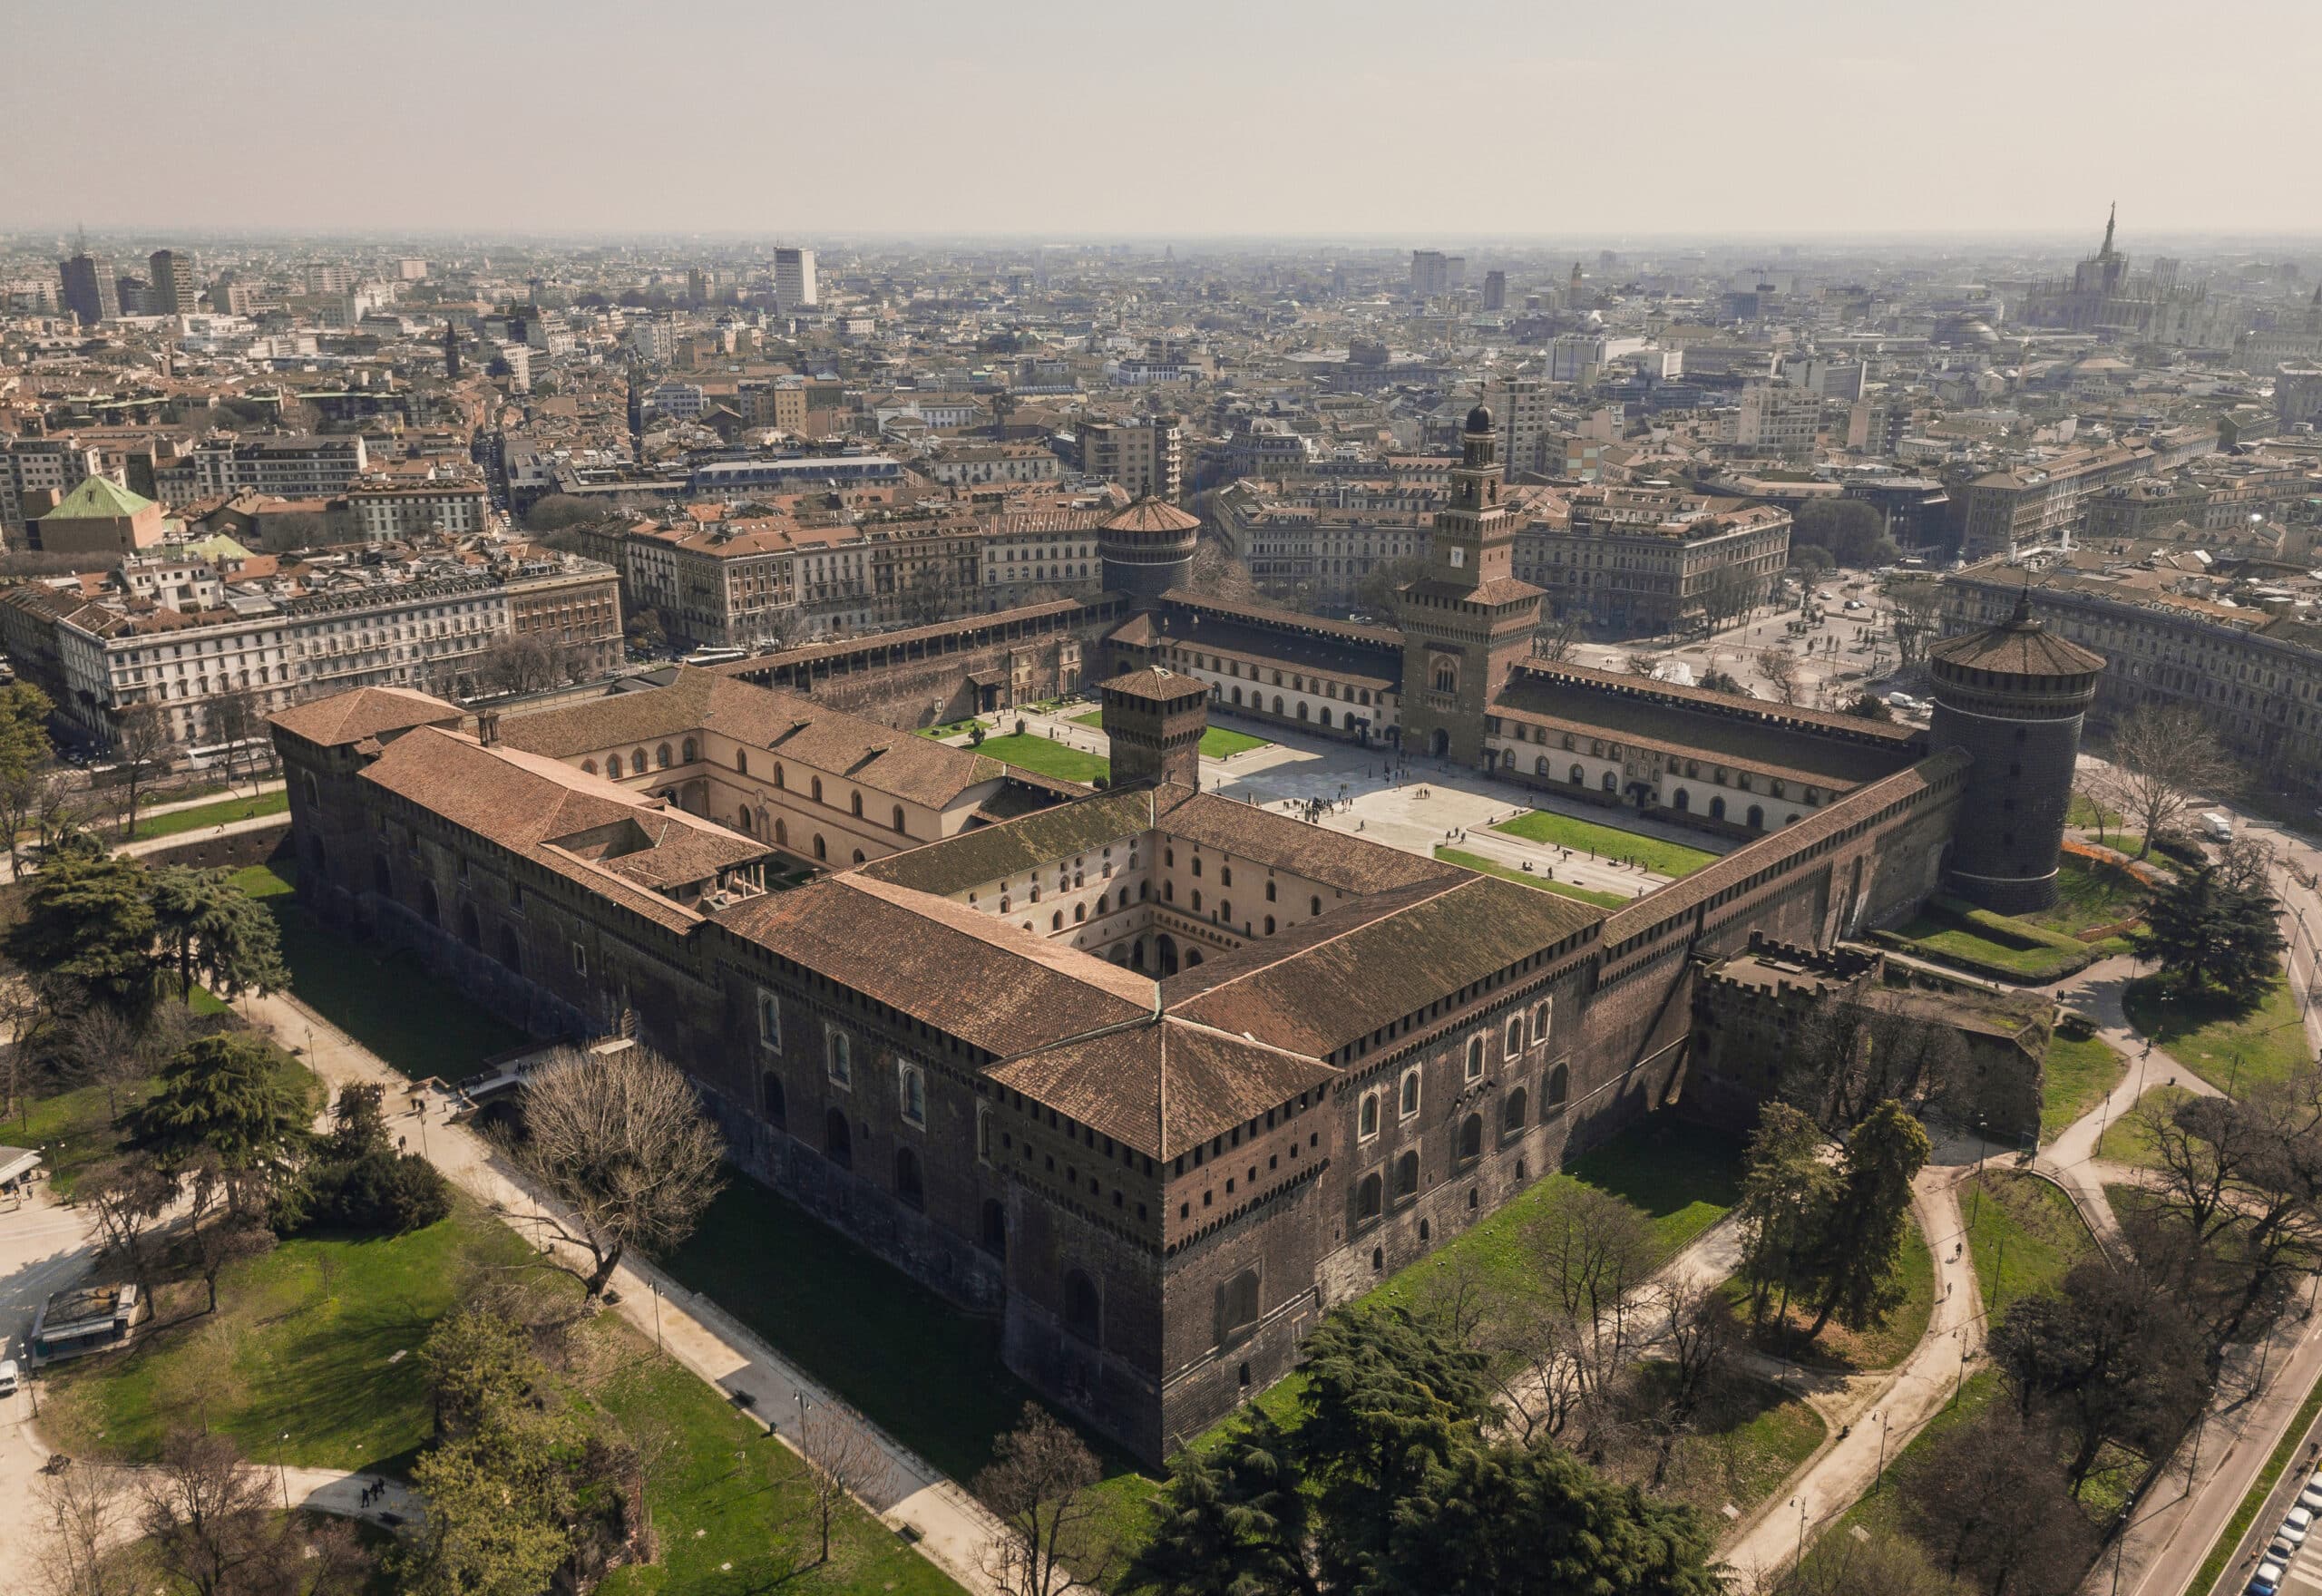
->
184;737;274;776
681;646;746;667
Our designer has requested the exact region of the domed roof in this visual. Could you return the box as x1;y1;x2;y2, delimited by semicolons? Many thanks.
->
1465;404;1493;433
1929;591;2104;677
1101;496;1202;534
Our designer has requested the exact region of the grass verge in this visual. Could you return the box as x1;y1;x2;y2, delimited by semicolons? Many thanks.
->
1735;1214;1936;1373
1960;1169;2097;1321
2095;1083;2193;1168
1070;710;1269;760
2027;854;2149;938
2042;1033;2129;1144
233;861;527;1079
129;789;289;841
1436;847;1633;909
974;733;1109;784
2123;974;2313;1096
1490;808;1718;879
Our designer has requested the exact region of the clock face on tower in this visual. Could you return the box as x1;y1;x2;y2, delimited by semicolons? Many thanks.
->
1449;547;1465;568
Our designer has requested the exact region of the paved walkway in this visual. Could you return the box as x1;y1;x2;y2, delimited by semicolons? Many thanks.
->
238;987;1007;1595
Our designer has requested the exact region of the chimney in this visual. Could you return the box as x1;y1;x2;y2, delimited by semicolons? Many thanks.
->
477;710;501;747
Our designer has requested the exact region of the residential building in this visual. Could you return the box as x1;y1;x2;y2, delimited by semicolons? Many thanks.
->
58;251;119;326
347;475;493;542
1410;250;1449;297
2;438;103;538
148;249;200;315
1080;418;1183;501
163;435;370;501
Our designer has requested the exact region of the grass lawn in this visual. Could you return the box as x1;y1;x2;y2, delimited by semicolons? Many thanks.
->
1634;1361;1827;1523
1737;1215;1936;1373
2122;974;2313;1096
41;1195;532;1472
1490;809;1718;879
128;788;289;841
1839;1367;2002;1541
2027;855;2148;938
2095;1083;2193;1167
1888;904;2088;981
234;861;528;1080
1071;710;1269;760
2069;793;2126;832
973;732;1109;785
589;1318;964;1596
2041;1032;2128;1144
1436;847;1632;910
1960;1170;2097;1322
9;1078;159;1198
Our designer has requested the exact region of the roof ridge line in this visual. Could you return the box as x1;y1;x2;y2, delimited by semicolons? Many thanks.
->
1160;874;1471;1011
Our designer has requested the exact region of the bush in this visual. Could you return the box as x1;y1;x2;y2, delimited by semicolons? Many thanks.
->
305;1150;454;1234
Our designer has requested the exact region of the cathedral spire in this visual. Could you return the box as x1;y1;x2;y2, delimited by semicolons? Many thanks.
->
2100;201;2116;257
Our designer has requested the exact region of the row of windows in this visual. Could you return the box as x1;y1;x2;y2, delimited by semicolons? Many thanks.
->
1356;1001;1556;1139
1351;1075;1565;1228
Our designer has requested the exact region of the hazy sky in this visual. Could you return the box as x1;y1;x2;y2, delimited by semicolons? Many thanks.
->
11;0;2319;242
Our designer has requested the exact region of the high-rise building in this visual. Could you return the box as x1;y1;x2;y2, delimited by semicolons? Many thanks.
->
1080;418;1183;502
58;251;119;326
1410;249;1449;297
396;258;430;281
1446;256;1467;291
1482;269;1507;311
1482;377;1551;479
774;248;817;309
148;249;200;315
303;262;356;296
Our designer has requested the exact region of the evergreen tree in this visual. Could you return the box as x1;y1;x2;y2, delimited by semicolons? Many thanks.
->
148;866;288;1001
1130;1410;1317;1596
6;848;156;1010
2135;863;2287;998
127;1032;307;1201
1802;1101;1931;1340
1735;1102;1836;1330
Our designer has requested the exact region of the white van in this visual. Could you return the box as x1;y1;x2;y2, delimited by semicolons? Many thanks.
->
2200;811;2234;842
0;1358;20;1397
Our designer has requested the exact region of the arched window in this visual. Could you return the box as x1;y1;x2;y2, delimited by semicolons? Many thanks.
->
682;738;698;763
1264;880;1276;902
606;754;623;778
774;762;785;789
1063;1270;1100;1343
1231;686;1243;706
1458;1114;1483;1165
1547;1062;1570;1107
1502;1087;1528;1135
1569;764;1585;783
894;1147;923;1210
1400;1067;1421;1117
1186;949;1203;967
737;749;750;775
824;1107;852;1170
761;1073;786;1129
419;881;440;929
1432;658;1456;692
1673;787;1690;812
1220;900;1232;922
738;808;755;834
301;770;320;810
1272;696;1283;715
1164;881;1174;902
775;818;788;846
630;747;647;774
850;791;863;818
1263;915;1275;934
1394;1150;1420;1201
892;805;907;833
811;776;824;804
657;744;672;769
1095;892;1108;914
1603;771;1618;793
852;849;865;865
1535;754;1550;775
1296;702;1309;721
813;834;827;861
980;1199;1007;1258
1320;708;1332;727
1356;1173;1383;1225
1747;805;1765;829
497;924;522;974
1465;1036;1484;1078
1139;881;1150;902
1073;903;1086;924
1709;795;1727;821
1051;910;1064;931
1532;1000;1551;1044
1191;857;1202;879
1218;1269;1261;1343
1359;1092;1380;1138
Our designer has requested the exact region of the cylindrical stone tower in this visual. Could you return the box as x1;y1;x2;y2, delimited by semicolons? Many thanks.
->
1098;496;1202;602
1927;591;2104;914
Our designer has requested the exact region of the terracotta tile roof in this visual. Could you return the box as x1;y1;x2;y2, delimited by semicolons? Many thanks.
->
855;788;1158;897
1929;610;2105;676
495;667;1006;811
1152;785;1459;895
1101;497;1202;533
268;686;463;748
1100;665;1206;704
989;1017;1332;1161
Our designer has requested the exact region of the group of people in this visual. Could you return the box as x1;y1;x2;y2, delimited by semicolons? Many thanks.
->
357;1476;390;1509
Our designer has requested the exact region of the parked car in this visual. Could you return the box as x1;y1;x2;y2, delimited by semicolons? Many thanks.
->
2250;1560;2284;1596
2280;1505;2312;1546
0;1357;17;1397
2299;1480;2322;1513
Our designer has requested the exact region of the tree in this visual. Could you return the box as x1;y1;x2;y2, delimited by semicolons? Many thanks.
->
111;699;177;842
202;686;270;788
66;998;191;1120
1698;667;1749;696
83;1152;178;1291
180;1151;278;1313
2134;864;2286;997
1130;1410;1318;1596
127;1032;307;1211
6;848;156;1014
1773;1523;1957;1596
138;1428;282;1596
1899;1406;2096;1595
504;1043;725;1297
1786;998;1966;1134
1186;539;1258;605
299;1083;453;1235
0;681;55;871
524;493;610;532
975;1403;1111;1596
1524;1183;1654;1402
1790;543;1835;582
1354;555;1427;618
1534;615;1584;664
2095;704;2239;861
1735;1102;1837;1332
1792;499;1898;568
1800;1100;1930;1341
1845;692;1892;720
31;1460;137;1596
1888;580;1942;670
471;633;581;699
148;867;288;1002
1698;563;1764;631
796;1402;894;1566
1755;645;1801;706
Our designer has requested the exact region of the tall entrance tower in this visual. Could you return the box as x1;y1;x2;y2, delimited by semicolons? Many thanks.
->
1397;405;1543;766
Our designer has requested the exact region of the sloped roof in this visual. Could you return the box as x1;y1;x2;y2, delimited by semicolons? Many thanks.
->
989;1016;1332;1160
1102;496;1202;533
268;686;463;748
42;475;155;520
1928;602;2104;676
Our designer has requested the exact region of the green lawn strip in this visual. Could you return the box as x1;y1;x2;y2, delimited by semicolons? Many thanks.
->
2190;1362;2322;1596
1068;710;1271;760
128;789;289;841
1732;1214;1936;1374
2095;1084;2194;1168
974;733;1110;784
2069;794;2126;832
2123;974;2313;1096
588;1318;964;1596
10;1078;159;1197
1436;847;1633;909
1883;897;2092;981
41;1195;530;1470
1632;1359;1827;1523
1961;1169;2097;1322
1490;809;1718;879
233;861;528;1080
2041;1033;2129;1144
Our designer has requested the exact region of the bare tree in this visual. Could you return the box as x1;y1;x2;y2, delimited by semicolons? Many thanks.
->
2096;703;2241;861
1756;645;1801;706
974;1403;1112;1596
1185;537;1257;603
181;1153;277;1314
1624;652;1666;678
1524;1184;1655;1403
34;771;90;856
795;1401;895;1565
470;633;572;699
1533;614;1583;664
2218;833;2278;895
110;701;177;842
138;1428;280;1596
32;1461;136;1596
201;687;269;791
83;1153;177;1292
1887;581;1943;671
1484;1296;1592;1445
503;1043;726;1298
1644;1278;1734;1488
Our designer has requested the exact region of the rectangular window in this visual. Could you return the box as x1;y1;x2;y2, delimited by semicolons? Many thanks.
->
756;987;781;1051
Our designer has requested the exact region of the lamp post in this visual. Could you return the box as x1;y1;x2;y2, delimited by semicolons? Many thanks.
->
1953;1327;1969;1410
278;1433;291;1510
1873;1409;1891;1484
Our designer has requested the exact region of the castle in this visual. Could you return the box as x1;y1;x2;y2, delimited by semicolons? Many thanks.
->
270;408;2096;1462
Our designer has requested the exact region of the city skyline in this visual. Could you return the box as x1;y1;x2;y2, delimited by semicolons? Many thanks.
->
10;0;2320;238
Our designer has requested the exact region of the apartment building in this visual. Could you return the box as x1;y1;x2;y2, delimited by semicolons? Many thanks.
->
923;442;1063;487
1726;380;1825;461
1080;418;1182;501
148;249;200;315
160;434;370;501
348;475;492;542
774;248;817;310
1515;491;1791;637
1947;428;2216;560
2;437;104;536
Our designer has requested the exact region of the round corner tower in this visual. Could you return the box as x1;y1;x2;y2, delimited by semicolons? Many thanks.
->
1098;496;1202;604
1926;591;2104;915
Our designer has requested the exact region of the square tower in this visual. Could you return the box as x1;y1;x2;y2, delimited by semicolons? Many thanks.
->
1098;667;1209;790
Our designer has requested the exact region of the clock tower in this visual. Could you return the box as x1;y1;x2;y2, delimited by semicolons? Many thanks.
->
1398;404;1543;765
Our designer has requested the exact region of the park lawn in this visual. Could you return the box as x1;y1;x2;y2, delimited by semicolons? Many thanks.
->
974;732;1110;785
232;861;527;1080
1437;847;1633;909
1634;1360;1827;1523
1960;1169;2097;1322
2040;1032;2129;1144
1069;710;1269;761
129;788;289;841
2027;855;2148;938
11;1041;312;1198
2095;1084;2194;1168
1738;1215;1936;1374
2122;974;2312;1096
1839;1367;2002;1541
1888;906;2087;981
587;1318;964;1596
40;1194;532;1473
1491;809;1719;879
2068;793;2126;832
